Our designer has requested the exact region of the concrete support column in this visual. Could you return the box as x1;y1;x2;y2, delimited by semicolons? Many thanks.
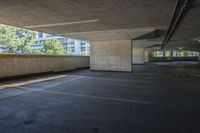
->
132;48;145;64
171;51;174;61
144;51;149;63
90;40;132;72
198;52;200;64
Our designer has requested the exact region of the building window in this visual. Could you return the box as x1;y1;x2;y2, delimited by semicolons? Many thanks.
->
38;32;43;38
47;34;54;37
81;47;86;52
80;42;86;47
71;47;75;52
58;38;65;43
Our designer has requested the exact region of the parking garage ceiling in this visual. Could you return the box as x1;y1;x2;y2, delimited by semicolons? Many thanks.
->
0;0;199;50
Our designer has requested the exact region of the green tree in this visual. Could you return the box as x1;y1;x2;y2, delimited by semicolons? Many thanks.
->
0;24;36;54
16;28;36;54
32;49;43;55
43;39;64;55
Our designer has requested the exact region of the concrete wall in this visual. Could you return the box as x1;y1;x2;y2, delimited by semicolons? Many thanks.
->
90;40;132;72
0;54;89;78
132;48;144;64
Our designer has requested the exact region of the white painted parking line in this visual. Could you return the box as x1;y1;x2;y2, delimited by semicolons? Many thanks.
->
0;90;33;100
85;76;152;83
0;75;150;105
16;86;151;105
40;76;83;89
0;75;67;88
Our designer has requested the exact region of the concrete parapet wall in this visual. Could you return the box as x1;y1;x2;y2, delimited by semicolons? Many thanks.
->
0;54;90;78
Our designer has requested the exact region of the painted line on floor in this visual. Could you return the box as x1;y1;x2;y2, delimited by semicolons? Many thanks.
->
16;86;151;105
78;75;153;84
40;76;83;90
0;75;150;105
0;76;84;100
0;75;67;88
0;90;33;100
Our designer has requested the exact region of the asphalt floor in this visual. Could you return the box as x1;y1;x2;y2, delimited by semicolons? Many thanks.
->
0;63;200;133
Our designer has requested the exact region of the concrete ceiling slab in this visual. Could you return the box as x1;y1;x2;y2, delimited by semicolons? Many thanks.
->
164;0;200;50
132;38;163;48
0;0;198;50
0;0;176;41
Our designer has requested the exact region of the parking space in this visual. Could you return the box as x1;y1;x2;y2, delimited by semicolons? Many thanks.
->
0;64;200;133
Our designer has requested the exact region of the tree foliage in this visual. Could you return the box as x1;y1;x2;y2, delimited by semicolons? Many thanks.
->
43;39;64;55
32;49;43;55
0;24;36;54
0;24;65;55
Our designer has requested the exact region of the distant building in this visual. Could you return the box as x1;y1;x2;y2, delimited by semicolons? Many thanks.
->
32;32;90;56
0;44;7;53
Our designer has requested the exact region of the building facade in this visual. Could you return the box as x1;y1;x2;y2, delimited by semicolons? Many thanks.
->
32;32;90;56
0;44;7;53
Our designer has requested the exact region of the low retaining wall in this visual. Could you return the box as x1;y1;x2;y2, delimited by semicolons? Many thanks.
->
149;57;198;62
0;54;90;78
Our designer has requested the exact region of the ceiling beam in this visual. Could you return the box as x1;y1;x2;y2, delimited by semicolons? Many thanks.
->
161;0;191;49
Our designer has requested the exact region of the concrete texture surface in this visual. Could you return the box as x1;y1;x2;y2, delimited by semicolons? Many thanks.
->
90;40;132;72
0;0;199;50
0;63;200;133
0;54;89;78
0;0;175;41
167;0;200;50
132;48;144;64
144;51;149;63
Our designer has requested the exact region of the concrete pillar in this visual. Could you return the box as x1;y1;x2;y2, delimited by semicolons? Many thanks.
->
132;48;145;64
198;52;200;64
90;40;132;72
144;51;149;63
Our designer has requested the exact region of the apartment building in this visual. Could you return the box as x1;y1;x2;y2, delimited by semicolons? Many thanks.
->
32;32;90;55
